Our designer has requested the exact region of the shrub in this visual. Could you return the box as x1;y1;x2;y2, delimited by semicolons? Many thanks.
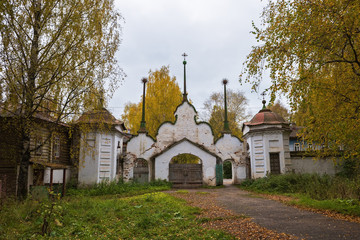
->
240;173;360;201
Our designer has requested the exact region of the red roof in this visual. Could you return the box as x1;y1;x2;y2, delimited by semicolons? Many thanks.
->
244;108;286;126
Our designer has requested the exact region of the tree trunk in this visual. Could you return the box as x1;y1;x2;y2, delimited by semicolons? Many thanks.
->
17;0;41;200
17;132;31;200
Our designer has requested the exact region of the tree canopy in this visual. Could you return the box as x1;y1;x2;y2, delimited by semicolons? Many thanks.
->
122;66;183;138
241;0;360;161
268;101;290;122
0;0;123;198
204;89;248;139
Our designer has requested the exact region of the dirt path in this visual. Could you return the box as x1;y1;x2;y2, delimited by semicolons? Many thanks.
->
215;184;360;239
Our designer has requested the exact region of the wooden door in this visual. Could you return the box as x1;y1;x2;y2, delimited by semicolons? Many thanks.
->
169;164;202;188
269;153;281;174
133;159;149;183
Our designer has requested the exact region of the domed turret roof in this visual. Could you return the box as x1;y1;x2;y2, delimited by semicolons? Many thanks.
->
246;108;286;126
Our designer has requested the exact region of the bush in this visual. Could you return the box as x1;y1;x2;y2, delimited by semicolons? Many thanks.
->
240;173;360;201
223;161;232;179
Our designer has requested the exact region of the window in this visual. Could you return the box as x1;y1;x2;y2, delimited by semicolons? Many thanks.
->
294;143;301;151
308;144;313;150
53;135;60;158
35;136;43;156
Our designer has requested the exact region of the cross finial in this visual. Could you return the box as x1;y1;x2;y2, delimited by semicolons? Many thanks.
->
182;53;188;61
182;53;188;102
261;91;267;109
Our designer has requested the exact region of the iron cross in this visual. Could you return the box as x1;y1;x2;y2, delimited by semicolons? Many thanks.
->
261;91;266;100
182;53;188;61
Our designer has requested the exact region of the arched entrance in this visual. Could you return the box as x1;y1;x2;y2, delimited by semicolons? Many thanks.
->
133;158;149;183
223;159;234;184
169;153;202;188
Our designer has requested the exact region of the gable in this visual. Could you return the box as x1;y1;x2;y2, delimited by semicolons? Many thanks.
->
156;101;215;149
152;138;219;160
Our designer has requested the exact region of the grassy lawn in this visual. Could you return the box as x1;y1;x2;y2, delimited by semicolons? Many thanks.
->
239;173;360;217
0;184;233;239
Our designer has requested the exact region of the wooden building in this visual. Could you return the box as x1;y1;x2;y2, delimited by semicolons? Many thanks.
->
0;110;71;198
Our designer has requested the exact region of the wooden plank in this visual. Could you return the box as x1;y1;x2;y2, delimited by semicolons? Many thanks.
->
269;153;281;174
169;164;202;187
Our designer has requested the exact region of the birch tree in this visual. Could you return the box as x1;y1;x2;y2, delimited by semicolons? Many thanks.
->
0;0;124;199
241;0;360;163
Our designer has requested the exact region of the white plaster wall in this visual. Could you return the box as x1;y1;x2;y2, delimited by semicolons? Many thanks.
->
127;133;155;160
215;134;243;161
78;132;99;185
156;102;215;152
125;102;246;186
249;134;266;178
245;129;290;179
236;166;246;180
44;168;71;184
283;132;292;171
113;133;123;179
265;132;285;174
215;134;246;182
154;140;217;186
28;165;34;189
291;156;339;175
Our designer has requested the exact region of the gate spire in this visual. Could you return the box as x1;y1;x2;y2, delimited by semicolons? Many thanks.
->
222;79;231;133
261;91;267;109
138;77;148;133
182;53;188;102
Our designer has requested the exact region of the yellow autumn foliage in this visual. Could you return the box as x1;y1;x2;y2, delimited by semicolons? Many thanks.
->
122;66;183;138
241;0;360;161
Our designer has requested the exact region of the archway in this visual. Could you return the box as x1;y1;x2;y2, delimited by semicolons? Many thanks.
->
169;153;202;188
133;158;149;183
223;159;234;184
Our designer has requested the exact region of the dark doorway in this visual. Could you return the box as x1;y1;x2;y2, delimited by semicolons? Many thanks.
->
169;154;202;188
223;160;232;179
269;153;281;174
133;158;149;183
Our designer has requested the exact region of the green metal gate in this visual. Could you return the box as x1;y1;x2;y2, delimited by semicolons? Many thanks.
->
216;164;223;186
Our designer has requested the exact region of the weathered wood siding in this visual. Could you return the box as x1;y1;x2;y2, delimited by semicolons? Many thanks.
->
0;118;21;197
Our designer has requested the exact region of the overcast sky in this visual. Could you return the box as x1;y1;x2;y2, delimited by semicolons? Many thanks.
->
109;0;278;121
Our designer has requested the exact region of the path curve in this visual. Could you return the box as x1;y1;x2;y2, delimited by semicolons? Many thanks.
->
216;184;360;239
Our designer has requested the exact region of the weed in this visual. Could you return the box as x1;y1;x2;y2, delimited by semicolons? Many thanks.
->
0;191;233;239
176;190;189;194
67;179;171;197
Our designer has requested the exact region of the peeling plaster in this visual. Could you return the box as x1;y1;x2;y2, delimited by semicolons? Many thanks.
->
125;101;247;185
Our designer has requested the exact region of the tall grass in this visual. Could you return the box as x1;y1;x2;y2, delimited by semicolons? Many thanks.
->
241;173;360;200
240;173;360;216
0;192;233;239
67;179;172;197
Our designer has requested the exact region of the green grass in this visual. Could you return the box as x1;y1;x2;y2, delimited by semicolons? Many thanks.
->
288;196;360;216
0;192;234;239
67;179;171;197
239;173;360;217
175;190;189;194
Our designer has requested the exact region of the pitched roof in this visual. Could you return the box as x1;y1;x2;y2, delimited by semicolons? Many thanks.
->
76;107;126;129
0;104;69;127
